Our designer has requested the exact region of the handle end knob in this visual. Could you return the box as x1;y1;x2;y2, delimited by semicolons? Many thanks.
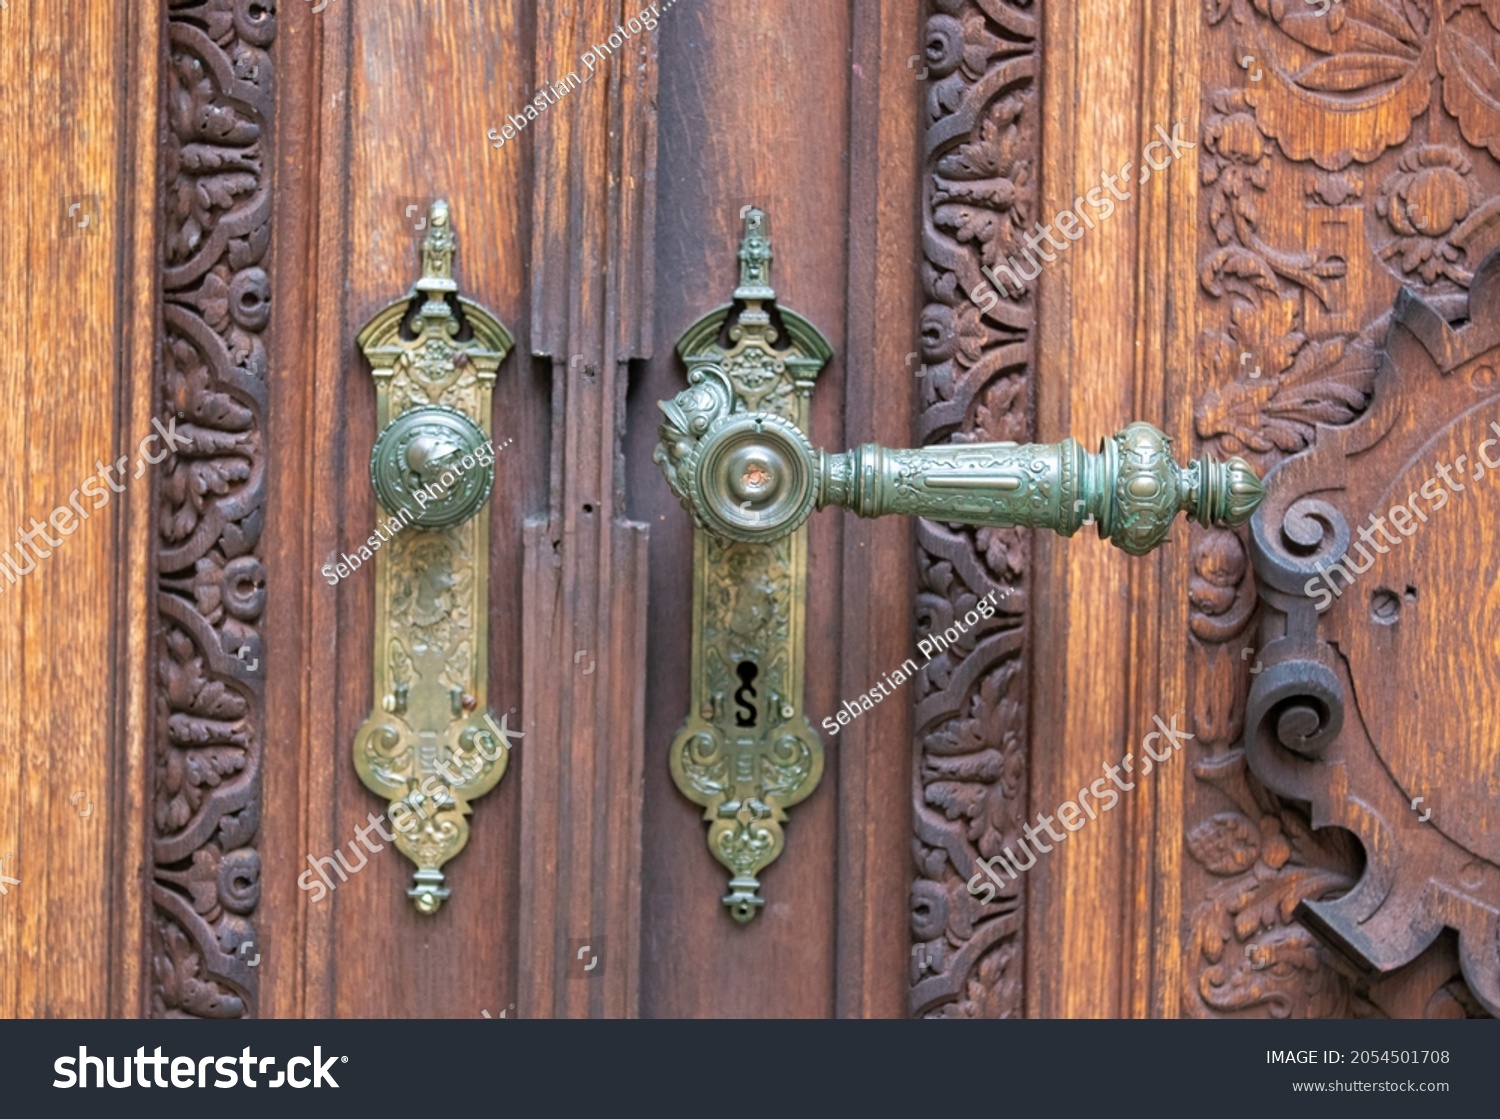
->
1199;453;1265;530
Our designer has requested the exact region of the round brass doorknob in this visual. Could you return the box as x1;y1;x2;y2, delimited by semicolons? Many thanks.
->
370;404;494;528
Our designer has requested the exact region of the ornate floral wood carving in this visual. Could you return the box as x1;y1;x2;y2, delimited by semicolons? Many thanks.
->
150;0;275;1018
1187;0;1499;1018
1245;247;1500;1017
909;0;1037;1018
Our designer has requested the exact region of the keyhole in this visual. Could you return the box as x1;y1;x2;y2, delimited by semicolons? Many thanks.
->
733;661;759;728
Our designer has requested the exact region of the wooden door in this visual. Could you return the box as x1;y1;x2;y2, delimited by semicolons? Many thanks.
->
0;0;162;1019
3;0;1498;1022
145;0;921;1019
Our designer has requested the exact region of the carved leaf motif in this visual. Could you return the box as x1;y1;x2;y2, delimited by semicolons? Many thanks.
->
1196;335;1374;457
1186;811;1262;876
157;745;246;833
1233;0;1432;168
153;917;244;1020
933;93;1034;268
974;525;1026;583
928;941;1022;1019
924;666;1024;845
1439;9;1500;158
183;848;222;915
969;375;1029;443
1293;53;1414;93
1183;742;1361;1018
165;335;254;430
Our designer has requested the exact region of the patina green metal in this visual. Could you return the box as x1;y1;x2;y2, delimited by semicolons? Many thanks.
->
353;200;514;914
654;208;830;922
654;207;1266;921
660;410;1265;554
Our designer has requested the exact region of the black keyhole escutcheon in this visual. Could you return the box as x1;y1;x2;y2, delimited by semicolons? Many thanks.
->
734;661;759;728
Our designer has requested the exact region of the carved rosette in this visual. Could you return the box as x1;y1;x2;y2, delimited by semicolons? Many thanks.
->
910;0;1037;1018
1187;0;1500;1017
152;0;277;1018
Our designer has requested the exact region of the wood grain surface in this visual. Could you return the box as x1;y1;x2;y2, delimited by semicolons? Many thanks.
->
5;0;1497;1020
0;1;156;1019
260;0;540;1019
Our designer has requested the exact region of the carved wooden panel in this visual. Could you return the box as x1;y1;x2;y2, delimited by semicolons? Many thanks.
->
909;0;1038;1018
1186;0;1500;1018
150;0;275;1018
1246;248;1500;1017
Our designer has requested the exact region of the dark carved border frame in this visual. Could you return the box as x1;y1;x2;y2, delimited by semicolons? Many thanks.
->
909;0;1038;1018
149;0;274;1019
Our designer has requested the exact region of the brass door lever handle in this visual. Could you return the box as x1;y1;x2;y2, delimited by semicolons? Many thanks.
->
653;206;1265;923
654;389;1264;553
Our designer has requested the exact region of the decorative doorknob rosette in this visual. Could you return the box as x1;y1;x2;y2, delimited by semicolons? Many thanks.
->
352;200;514;915
656;389;1264;555
654;207;1266;924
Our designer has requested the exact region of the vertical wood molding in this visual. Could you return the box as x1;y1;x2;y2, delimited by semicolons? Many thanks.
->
1120;0;1188;1021
519;0;655;1019
1029;0;1143;1019
836;0;921;1021
288;0;346;1020
1133;0;1199;1021
113;0;164;1020
148;0;276;1018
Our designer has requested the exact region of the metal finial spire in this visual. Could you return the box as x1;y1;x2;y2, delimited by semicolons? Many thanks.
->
734;207;774;302
418;199;457;294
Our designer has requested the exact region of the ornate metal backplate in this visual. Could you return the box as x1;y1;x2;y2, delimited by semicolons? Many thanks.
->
656;208;832;922
352;201;515;914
